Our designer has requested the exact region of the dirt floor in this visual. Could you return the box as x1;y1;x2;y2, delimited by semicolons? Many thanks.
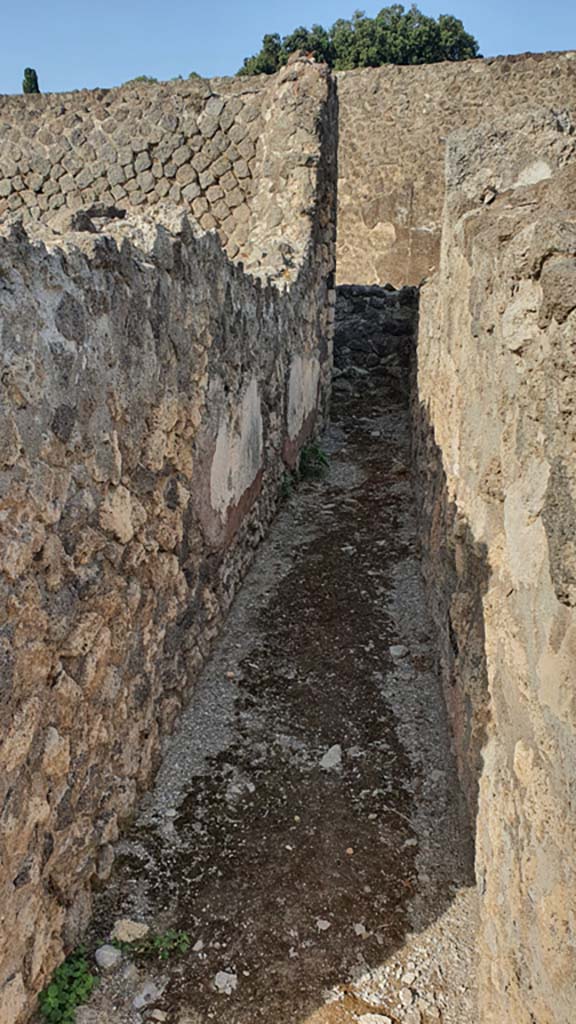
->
80;369;478;1024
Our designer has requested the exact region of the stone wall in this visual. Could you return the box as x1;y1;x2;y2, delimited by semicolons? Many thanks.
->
334;284;417;374
5;50;576;291
337;51;576;285
414;108;576;1023
0;58;336;1020
0;55;333;282
332;284;418;409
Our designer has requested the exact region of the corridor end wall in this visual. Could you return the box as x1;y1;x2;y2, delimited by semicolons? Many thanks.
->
337;51;576;285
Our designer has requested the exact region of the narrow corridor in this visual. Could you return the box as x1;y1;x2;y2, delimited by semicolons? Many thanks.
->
85;355;477;1024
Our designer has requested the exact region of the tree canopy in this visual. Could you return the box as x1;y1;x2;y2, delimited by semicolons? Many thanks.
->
237;5;480;76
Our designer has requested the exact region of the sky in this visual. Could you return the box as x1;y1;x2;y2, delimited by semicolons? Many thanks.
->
1;0;575;94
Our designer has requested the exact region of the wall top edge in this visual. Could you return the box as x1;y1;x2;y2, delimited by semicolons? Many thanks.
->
0;204;318;294
335;49;576;79
2;48;574;102
0;71;279;104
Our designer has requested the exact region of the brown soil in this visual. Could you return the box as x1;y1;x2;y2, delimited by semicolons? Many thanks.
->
85;372;477;1024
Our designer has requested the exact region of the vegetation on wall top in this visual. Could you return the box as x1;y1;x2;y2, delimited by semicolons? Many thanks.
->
237;4;480;76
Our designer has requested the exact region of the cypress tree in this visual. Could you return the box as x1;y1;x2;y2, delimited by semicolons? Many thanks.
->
23;68;40;94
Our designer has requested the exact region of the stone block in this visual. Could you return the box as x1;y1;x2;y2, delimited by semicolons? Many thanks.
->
107;165;125;187
134;152;151;174
182;181;201;202
175;164;196;187
172;145;191;168
136;171;155;193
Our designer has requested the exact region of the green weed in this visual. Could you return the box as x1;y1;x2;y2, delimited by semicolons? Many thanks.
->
38;948;97;1024
114;928;191;961
298;443;329;480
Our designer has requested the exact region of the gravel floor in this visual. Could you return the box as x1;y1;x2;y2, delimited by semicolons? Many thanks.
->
79;371;478;1024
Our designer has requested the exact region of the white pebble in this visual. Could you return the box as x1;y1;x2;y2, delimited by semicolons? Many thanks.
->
214;970;238;995
320;744;342;769
94;945;121;971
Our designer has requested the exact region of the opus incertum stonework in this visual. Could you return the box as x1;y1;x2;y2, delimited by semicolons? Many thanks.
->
0;49;575;1023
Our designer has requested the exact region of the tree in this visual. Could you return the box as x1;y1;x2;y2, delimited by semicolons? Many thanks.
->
282;24;334;66
123;75;158;85
238;33;284;76
438;14;478;61
237;5;480;76
22;68;40;94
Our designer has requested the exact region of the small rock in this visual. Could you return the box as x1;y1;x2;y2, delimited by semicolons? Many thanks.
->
214;970;238;994
112;918;150;943
320;744;342;770
389;644;408;658
399;986;414;1007
402;971;417;985
405;1010;422;1024
150;1012;168;1022
133;980;162;1009
316;919;331;931
225;778;255;802
353;922;368;937
358;1015;393;1024
192;939;204;952
94;945;122;971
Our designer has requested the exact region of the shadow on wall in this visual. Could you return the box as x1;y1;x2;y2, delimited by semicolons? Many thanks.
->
412;389;492;825
409;286;492;825
83;284;479;1024
335;282;493;826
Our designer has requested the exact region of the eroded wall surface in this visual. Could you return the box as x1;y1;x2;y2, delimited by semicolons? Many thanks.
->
415;109;576;1022
337;51;576;285
0;59;336;1023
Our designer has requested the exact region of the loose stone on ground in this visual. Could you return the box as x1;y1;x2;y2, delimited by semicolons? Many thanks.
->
83;344;477;1023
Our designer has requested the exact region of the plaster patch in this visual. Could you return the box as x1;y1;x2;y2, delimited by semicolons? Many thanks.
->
210;378;263;519
514;159;553;188
287;355;320;442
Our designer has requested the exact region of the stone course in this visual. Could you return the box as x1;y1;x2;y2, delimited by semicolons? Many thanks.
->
414;108;576;1023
